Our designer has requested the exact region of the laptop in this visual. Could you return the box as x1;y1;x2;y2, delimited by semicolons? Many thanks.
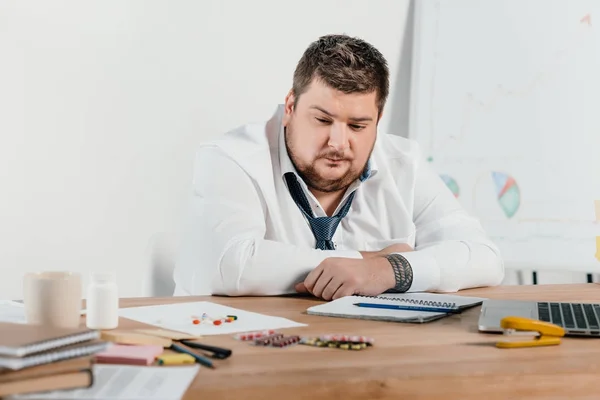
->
478;299;600;337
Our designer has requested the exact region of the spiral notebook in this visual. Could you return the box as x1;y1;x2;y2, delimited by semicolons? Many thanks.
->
0;322;109;371
306;293;486;323
0;322;101;358
0;341;109;371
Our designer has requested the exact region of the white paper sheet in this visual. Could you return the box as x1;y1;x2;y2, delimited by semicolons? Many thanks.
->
9;365;199;400
118;301;306;336
0;300;26;324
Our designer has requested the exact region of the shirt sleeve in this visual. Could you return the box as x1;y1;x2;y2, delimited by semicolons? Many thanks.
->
394;147;505;293
173;147;362;296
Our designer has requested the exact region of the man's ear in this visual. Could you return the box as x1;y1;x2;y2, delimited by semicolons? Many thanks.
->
282;89;296;126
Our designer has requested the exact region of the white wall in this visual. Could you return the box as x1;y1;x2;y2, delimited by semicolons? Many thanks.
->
0;0;412;299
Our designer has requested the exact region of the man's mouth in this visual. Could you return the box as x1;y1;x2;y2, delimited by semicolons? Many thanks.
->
323;154;348;161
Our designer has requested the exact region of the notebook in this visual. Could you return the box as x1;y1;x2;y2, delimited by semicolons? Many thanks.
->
0;369;93;397
0;355;91;382
306;292;487;323
0;356;94;397
0;341;109;371
0;322;100;358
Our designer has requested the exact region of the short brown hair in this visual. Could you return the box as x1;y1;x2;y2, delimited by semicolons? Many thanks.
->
292;34;390;115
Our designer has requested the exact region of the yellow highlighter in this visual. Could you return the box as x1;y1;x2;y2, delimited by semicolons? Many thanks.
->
496;316;565;349
157;353;196;365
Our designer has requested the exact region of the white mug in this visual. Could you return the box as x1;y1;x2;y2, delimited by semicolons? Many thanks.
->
22;271;82;328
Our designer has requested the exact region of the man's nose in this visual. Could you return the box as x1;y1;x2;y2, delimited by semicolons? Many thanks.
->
327;124;349;152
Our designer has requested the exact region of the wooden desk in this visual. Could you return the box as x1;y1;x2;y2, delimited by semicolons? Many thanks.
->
117;284;600;399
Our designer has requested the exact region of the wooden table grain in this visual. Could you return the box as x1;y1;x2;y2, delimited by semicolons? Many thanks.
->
116;284;600;400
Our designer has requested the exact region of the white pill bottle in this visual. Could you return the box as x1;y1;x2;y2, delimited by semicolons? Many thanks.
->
86;272;119;330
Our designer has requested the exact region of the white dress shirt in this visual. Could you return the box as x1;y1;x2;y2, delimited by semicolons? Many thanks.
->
173;105;504;296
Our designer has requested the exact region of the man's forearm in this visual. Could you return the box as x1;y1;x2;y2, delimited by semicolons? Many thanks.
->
212;238;363;296
392;241;504;292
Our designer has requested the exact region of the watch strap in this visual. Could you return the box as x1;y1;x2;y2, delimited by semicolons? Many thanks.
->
384;253;413;292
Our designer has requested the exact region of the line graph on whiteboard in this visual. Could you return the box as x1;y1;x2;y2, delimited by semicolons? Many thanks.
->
411;0;600;269
428;13;593;156
423;2;594;158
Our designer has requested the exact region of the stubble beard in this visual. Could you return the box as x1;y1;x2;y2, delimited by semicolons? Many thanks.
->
284;125;366;193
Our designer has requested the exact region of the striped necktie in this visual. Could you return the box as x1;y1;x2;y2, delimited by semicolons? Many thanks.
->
284;172;355;250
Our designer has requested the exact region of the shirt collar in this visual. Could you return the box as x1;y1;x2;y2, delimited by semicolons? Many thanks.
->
279;124;298;178
278;124;378;183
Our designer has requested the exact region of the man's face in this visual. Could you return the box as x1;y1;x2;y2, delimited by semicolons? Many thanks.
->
282;79;380;193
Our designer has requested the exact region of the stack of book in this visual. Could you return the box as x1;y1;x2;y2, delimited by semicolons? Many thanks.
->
0;322;108;397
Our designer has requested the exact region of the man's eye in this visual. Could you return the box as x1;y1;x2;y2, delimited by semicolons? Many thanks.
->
316;118;331;124
350;124;366;131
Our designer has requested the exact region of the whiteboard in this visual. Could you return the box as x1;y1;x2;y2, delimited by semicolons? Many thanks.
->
409;0;600;272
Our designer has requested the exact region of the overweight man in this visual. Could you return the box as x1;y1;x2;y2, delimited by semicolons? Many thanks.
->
173;34;504;300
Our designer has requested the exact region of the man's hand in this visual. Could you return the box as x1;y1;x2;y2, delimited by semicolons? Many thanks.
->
360;242;414;259
294;256;396;300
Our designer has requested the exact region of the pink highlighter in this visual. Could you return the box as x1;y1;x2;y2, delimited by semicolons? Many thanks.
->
95;344;164;366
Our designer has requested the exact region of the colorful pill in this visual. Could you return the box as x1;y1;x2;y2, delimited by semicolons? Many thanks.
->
234;330;276;340
192;319;200;325
254;333;284;345
320;334;374;344
264;335;300;348
213;320;222;326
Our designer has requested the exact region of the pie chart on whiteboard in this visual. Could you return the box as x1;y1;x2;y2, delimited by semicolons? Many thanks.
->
440;174;460;198
473;171;521;219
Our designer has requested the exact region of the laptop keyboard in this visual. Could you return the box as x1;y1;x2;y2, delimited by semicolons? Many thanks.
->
537;302;600;331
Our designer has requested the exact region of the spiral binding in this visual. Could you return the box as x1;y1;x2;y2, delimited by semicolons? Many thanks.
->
1;341;109;371
13;330;101;358
357;295;457;309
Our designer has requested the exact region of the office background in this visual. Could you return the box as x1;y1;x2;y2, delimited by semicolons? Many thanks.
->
0;0;594;300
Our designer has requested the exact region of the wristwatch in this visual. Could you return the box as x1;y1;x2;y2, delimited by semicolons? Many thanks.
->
384;253;413;292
